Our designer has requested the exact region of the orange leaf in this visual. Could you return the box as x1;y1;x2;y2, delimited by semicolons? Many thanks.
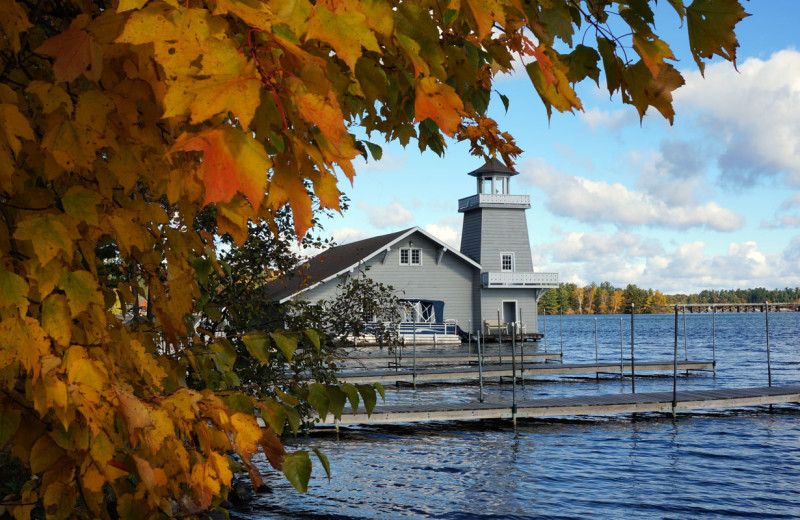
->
36;28;103;82
172;127;270;211
414;77;464;137
230;413;261;458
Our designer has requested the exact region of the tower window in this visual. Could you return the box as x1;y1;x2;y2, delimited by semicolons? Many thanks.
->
400;248;422;266
501;253;514;272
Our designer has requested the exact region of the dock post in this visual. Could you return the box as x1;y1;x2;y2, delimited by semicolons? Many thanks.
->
543;309;548;353
412;318;417;390
468;320;471;352
673;305;678;417
683;304;689;375
712;306;717;376
594;317;598;382
765;302;772;387
512;322;517;426
619;317;623;379
478;326;484;403
630;303;635;394
559;306;563;356
497;309;503;364
520;307;525;386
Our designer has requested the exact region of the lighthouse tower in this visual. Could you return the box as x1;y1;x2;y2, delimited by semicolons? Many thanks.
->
458;158;557;334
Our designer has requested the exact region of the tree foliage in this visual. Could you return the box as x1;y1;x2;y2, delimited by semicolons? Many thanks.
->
0;0;747;518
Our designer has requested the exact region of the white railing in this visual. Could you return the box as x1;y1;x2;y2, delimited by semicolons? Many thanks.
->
482;271;559;288
458;193;530;211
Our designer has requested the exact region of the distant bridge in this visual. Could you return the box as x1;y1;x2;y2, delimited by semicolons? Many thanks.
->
669;302;800;313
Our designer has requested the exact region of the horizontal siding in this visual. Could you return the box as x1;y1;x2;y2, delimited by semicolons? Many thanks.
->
479;208;533;272
479;288;540;333
290;232;477;329
459;212;482;263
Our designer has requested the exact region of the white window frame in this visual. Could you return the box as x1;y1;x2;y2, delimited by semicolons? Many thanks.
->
501;252;514;272
399;247;422;266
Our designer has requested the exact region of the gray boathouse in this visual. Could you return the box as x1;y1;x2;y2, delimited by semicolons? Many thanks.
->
266;159;558;339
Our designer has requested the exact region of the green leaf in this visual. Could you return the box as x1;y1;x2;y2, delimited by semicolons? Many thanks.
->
282;451;312;493
597;37;622;95
260;398;287;434
363;141;383;162
224;393;254;414
209;338;237;372
340;383;360;413
312;447;331;481
307;382;330;420
284;405;301;435
270;331;298;361
303;329;321;352
326;386;347;420
356;384;377;416
373;382;385;401
243;332;270;364
275;388;300;407
563;45;601;85
686;0;748;74
190;257;213;286
0;407;21;446
497;92;509;113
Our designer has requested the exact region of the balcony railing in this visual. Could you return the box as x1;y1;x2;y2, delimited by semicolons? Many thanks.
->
458;193;531;211
481;271;559;288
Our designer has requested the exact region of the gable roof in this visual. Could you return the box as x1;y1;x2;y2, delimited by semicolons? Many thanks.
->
265;226;481;303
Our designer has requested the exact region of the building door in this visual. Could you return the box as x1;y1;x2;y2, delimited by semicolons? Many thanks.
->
502;301;517;332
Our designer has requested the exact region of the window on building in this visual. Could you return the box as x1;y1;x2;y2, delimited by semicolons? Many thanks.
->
501;253;514;272
400;248;422;266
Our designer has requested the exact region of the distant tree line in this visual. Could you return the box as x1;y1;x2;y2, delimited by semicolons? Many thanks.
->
539;284;800;315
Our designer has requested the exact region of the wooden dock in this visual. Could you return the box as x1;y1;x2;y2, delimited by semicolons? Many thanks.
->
336;360;713;384
343;351;562;366
318;385;800;425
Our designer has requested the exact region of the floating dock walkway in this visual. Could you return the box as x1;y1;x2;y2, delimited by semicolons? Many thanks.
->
336;360;713;384
318;385;800;426
343;351;562;367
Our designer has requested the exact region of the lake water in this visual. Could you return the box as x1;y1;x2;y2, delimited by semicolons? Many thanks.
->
233;312;800;519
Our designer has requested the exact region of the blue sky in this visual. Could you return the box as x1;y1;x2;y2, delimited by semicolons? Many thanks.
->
314;1;800;294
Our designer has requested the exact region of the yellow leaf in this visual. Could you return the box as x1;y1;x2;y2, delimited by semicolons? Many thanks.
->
26;81;73;115
0;265;28;315
14;214;74;266
42;294;71;347
414;77;464;137
62;186;103;227
0;316;51;383
230;412;261;458
163;60;262;128
82;464;106;493
0;1;33;53
306;3;380;72
30;434;65;474
58;270;103;318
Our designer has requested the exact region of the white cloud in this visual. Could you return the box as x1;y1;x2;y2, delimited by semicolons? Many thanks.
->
540;237;800;293
518;157;744;231
630;142;709;206
675;49;800;187
780;193;800;211
330;227;371;245
356;200;413;228
354;153;408;174
424;219;462;249
542;231;663;262
578;107;637;131
760;215;800;229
